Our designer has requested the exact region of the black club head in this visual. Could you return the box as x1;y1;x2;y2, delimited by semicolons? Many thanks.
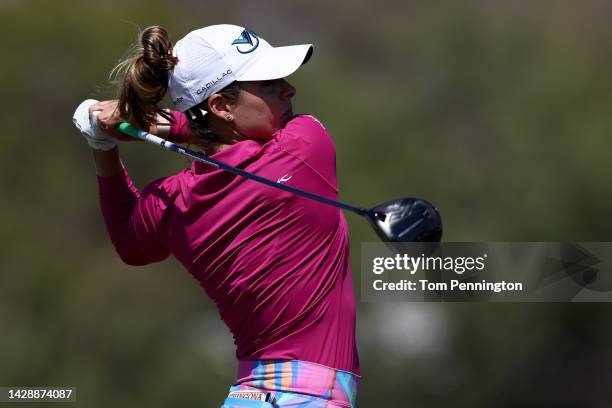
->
366;197;443;243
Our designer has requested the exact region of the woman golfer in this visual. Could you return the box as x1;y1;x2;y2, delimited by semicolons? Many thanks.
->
74;25;359;407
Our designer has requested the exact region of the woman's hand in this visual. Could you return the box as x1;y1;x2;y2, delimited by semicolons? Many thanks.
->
73;99;118;151
88;100;141;142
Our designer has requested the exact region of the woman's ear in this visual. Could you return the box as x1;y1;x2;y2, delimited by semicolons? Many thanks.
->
208;94;233;122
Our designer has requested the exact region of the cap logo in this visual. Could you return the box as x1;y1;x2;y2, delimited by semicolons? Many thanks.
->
231;29;259;54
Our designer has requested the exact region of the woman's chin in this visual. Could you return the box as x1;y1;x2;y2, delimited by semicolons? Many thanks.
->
280;114;296;129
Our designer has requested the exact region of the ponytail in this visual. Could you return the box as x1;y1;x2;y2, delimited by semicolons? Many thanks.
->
111;26;178;130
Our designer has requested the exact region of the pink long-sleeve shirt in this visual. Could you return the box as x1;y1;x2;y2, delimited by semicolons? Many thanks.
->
97;113;359;375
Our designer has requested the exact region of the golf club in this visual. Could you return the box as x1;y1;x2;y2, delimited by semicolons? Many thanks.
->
108;119;442;243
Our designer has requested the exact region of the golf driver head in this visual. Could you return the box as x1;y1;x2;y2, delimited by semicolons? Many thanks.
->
366;197;443;243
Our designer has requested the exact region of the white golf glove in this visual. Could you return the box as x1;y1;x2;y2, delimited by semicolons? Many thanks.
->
72;99;118;151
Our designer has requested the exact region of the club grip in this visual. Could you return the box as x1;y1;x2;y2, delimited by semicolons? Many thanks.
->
117;122;143;139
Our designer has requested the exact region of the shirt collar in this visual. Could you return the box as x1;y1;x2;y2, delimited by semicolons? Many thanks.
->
192;139;268;174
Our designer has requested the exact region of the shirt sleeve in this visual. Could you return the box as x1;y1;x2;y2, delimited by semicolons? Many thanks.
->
168;110;191;143
277;114;338;192
97;168;173;266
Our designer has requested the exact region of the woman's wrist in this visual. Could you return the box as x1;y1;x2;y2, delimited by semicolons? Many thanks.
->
150;111;172;138
92;146;123;177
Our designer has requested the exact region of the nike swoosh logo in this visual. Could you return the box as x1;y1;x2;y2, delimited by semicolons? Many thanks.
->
277;174;292;183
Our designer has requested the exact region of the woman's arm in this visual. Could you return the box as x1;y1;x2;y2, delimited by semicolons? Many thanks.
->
96;165;172;266
92;146;123;177
82;101;171;265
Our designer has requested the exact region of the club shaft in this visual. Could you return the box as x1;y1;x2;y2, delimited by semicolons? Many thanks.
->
117;122;369;216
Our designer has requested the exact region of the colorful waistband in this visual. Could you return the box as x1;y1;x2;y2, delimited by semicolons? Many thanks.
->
232;360;359;407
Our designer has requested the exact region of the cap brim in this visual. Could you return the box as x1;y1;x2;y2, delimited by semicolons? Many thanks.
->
235;44;313;82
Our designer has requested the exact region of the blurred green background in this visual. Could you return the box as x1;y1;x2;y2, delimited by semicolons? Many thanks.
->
2;0;612;406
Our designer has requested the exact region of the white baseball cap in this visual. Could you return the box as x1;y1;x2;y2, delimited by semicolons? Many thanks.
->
169;24;313;112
